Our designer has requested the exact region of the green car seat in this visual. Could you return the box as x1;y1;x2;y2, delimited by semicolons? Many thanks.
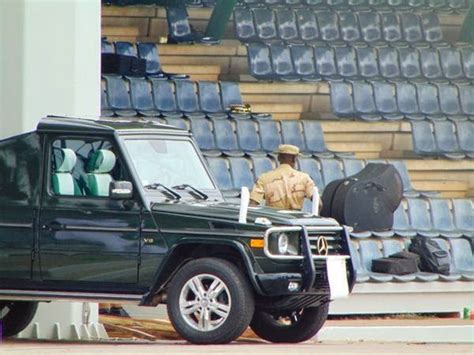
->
85;149;117;197
52;148;81;196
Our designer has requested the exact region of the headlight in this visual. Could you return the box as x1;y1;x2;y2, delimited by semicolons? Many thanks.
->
278;233;289;254
268;232;300;256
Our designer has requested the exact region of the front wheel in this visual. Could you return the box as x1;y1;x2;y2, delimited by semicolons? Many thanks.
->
167;257;255;344
250;303;329;343
0;301;38;337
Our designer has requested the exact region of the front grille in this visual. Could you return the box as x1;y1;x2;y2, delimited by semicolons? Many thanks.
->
308;232;343;256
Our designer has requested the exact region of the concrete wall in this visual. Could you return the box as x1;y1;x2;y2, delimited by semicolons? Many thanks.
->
0;0;101;139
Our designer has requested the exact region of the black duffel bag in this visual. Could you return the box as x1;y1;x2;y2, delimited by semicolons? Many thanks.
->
102;53;147;76
409;238;450;275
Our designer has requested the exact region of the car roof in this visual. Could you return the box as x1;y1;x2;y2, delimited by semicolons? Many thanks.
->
37;116;188;136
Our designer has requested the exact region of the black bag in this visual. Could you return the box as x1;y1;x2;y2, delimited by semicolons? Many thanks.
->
102;53;147;76
321;163;403;232
409;238;450;275
372;257;418;275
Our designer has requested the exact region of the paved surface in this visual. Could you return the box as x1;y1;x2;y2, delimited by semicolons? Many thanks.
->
1;340;473;355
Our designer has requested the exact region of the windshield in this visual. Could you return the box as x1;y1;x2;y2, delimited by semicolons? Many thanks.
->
124;138;215;190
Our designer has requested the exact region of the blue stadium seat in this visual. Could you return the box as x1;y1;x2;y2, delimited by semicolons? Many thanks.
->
315;10;340;42
395;81;420;117
430;238;463;281
101;82;114;117
101;40;115;54
330;81;354;116
406;198;439;237
387;202;417;238
314;44;338;78
380;239;417;282
251;156;274;180
211;118;244;156
234;8;257;42
270;43;299;81
419;47;443;80
319;158;344;188
235;119;264;155
206;157;235;194
280;121;307;153
197;81;227;118
411;121;437;155
373;81;401;119
189;117;220;155
457;84;474;116
115;41;137;56
127;77;159;117
439;47;464;80
137;43;163;77
259;119;282;153
339;11;361;42
381;12;402;42
356;45;379;78
298;157;324;190
349;241;370;283
455;121;474;158
416;83;442;116
358;11;382;43
461;46;474;80
452;199;474;237
253;8;277;41
228;157;255;191
220;81;251;119
400;13;423;42
335;46;358;78
164;117;188;130
429;199;463;238
150;79;182;118
275;8;299;42
399;46;422;79
341;158;365;177
421;13;443;43
387;160;434;198
175;80;205;118
358;240;394;282
291;45;319;81
352;81;379;119
437;84;461;116
247;43;273;80
448;238;474;280
103;75;136;117
295;10;319;42
433;120;465;159
378;46;401;79
166;7;194;43
300;120;335;158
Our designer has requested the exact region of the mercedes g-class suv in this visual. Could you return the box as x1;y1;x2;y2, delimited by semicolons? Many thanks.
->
0;117;354;344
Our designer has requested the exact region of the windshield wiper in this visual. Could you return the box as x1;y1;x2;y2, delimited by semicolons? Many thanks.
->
144;182;181;200
172;184;208;200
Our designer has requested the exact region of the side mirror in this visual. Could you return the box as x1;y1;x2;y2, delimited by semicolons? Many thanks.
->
109;181;133;200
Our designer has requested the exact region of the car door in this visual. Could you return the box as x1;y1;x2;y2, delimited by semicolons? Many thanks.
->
38;134;141;291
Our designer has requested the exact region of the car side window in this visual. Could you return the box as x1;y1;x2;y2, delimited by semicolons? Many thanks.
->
50;137;127;198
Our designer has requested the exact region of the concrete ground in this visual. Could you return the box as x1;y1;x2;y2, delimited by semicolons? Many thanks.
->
1;340;473;355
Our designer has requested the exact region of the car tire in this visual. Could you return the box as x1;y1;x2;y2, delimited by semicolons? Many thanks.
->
250;303;329;343
167;257;254;344
0;301;38;337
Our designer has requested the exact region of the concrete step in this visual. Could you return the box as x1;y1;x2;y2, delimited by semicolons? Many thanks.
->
161;64;221;81
102;26;140;37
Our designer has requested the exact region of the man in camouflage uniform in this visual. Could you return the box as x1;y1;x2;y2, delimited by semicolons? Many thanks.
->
250;144;317;211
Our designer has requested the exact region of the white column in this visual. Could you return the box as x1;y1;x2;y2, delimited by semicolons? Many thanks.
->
0;0;101;139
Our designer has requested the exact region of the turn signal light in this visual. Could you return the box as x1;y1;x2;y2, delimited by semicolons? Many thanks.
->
250;239;264;248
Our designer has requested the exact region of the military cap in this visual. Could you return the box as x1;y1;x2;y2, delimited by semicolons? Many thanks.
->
277;144;300;156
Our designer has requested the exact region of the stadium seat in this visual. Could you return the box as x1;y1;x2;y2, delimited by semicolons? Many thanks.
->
276;8;299;42
270;43;299;81
400;13;424;42
419;47;443;80
166;7;194;43
247;43;273;80
198;81;227;118
330;81;354;116
234;8;257;42
416;83;442;116
235;119;265;155
300;120;336;157
211;118;244;156
455;121;474;158
228;157;255;190
280;120;308;154
175;80;205;118
315;10;340;42
380;239;418;282
206;157;235;194
406;198;439;237
448;238;474;280
253;8;277;41
421;13;443;42
411;121;437;155
339;11;361;42
457;84;474;116
373;81;400;119
251;156;274;179
429;199;463;238
314;44;338;78
461;46;474;80
387;160;436;198
101;40;114;54
452;199;474;237
381;12;402;42
399;46;422;79
115;41;137;56
335;46;358;78
358;11;382;43
319;158;344;188
295;10;319;42
103;75;136;117
189;117;220;155
352;81;378;119
291;45;319;81
101;84;114;117
164;117;188;130
378;46;401;79
259;119;282;153
127;77;159;117
439;47;464;80
437;84;461;116
433;120;465;159
341;158;365;177
150;79;182;118
136;43;163;77
395;81;420;117
298;157;324;190
358;240;394;282
387;202;417;238
356;45;379;78
220;81;251;119
349;241;370;283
